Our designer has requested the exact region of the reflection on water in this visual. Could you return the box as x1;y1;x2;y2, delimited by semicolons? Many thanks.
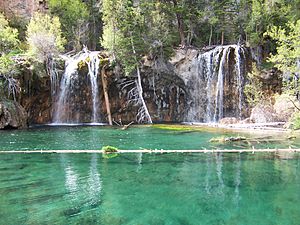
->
60;154;102;212
0;153;300;224
205;153;212;195
87;154;102;206
234;154;241;206
136;152;143;172
216;153;224;198
60;154;79;210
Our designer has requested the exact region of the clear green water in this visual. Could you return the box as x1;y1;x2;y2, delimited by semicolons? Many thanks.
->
0;153;300;225
1;125;300;224
0;125;298;150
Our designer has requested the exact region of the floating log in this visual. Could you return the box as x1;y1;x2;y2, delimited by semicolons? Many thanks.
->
0;149;300;154
209;136;247;143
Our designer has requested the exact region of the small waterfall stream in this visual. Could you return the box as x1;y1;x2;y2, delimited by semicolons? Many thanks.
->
87;52;101;123
188;44;247;122
53;49;102;124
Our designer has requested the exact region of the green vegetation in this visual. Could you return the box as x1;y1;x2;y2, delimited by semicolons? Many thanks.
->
153;124;220;132
266;20;300;95
0;13;19;54
290;113;300;130
244;63;264;108
0;0;299;126
0;13;21;100
102;145;119;153
102;145;119;159
48;0;89;50
26;13;65;62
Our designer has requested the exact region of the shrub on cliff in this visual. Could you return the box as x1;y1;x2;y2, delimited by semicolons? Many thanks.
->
0;13;19;55
0;13;21;101
289;112;300;130
244;63;265;108
26;13;66;63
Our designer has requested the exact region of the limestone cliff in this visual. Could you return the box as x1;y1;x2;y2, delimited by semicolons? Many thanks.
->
0;100;28;129
0;0;47;20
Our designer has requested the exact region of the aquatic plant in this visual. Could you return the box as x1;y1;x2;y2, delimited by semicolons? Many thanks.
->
101;146;119;159
102;145;118;153
209;136;247;143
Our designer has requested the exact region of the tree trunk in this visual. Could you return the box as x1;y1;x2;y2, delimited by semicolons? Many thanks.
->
136;65;153;124
172;0;186;47
209;25;213;46
221;31;224;45
101;65;112;125
130;35;152;124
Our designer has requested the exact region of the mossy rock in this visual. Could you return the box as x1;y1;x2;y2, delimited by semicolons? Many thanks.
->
102;145;118;153
153;124;218;132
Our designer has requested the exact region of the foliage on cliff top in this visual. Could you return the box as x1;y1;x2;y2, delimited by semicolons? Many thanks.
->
26;13;66;62
101;0;176;75
290;112;300;130
48;0;89;51
0;13;19;55
266;20;300;76
0;13;22;101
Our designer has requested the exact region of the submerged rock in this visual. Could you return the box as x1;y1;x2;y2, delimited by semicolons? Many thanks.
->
0;100;28;129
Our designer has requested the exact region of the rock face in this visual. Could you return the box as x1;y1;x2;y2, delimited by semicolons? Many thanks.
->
109;64;187;123
273;94;299;122
173;45;250;122
20;53;188;124
0;0;47;20
250;103;279;123
14;48;283;125
219;117;239;125
0;100;28;129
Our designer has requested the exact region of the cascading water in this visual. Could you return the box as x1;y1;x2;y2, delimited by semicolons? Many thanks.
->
87;52;100;123
53;49;102;124
188;44;247;122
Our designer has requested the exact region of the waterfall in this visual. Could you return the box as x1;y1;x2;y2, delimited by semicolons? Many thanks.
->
53;49;102;124
48;58;59;97
188;44;246;122
87;52;101;123
235;46;246;120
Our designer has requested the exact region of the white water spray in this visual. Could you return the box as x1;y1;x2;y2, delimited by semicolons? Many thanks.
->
188;45;246;122
53;49;101;124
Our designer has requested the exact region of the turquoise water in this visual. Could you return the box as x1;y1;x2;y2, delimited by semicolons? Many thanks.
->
0;153;300;224
0;125;300;224
0;125;298;150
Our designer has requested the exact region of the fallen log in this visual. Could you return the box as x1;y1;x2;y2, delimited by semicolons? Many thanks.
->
0;149;300;154
122;121;134;130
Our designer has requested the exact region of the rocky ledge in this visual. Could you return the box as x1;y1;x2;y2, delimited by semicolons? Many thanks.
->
0;100;28;129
